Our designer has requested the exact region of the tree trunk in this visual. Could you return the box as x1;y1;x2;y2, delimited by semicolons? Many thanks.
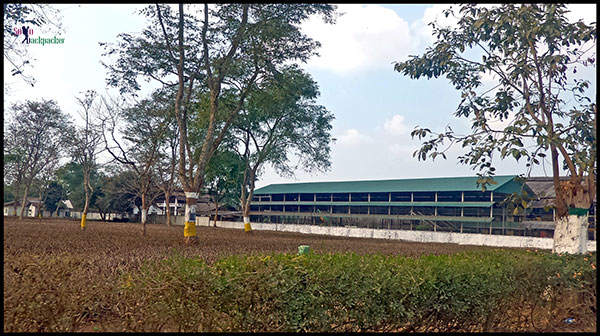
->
213;194;218;227
141;208;148;236
242;198;253;235
165;190;172;226
243;214;252;234
18;184;30;219
553;210;589;254
183;191;198;244
243;180;256;234
13;187;20;218
81;187;90;230
38;190;44;219
141;193;148;236
552;178;591;254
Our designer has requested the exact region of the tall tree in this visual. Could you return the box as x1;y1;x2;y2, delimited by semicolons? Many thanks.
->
4;99;72;219
394;4;596;254
102;4;338;244
152;90;180;226
69;90;104;230
235;66;334;233
101;93;168;236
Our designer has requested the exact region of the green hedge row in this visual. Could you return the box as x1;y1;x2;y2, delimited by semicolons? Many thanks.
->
122;249;596;332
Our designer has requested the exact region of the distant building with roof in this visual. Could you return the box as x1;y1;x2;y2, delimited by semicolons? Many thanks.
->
4;197;44;217
250;175;596;239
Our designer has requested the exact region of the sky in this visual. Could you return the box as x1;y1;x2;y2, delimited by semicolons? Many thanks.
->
3;4;597;189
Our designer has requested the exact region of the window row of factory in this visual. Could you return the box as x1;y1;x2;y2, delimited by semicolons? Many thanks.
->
252;191;508;203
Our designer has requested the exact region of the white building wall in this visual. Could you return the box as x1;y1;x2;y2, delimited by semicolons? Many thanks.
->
70;211;122;220
3;205;36;217
197;220;596;252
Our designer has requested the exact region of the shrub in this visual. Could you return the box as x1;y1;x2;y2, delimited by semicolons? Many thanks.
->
122;249;596;332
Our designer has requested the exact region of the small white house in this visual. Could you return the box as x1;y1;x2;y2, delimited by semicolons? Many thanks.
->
4;199;75;218
4;198;43;217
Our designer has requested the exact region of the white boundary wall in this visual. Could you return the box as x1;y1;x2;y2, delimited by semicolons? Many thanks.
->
196;217;596;252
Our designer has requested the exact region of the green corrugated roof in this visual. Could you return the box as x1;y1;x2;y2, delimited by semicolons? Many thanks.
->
254;175;529;195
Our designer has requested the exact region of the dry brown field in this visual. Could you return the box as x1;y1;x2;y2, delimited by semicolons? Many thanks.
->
3;217;594;332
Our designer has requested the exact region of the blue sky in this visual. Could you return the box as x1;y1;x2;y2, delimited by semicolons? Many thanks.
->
3;4;596;189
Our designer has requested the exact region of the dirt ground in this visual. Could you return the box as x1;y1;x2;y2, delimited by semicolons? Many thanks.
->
3;217;595;332
3;217;500;263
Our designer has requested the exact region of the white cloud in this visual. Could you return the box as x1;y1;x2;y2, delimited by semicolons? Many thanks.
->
301;4;415;74
382;114;407;137
336;128;373;146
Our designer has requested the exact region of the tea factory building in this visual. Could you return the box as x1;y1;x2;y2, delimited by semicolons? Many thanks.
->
250;175;596;239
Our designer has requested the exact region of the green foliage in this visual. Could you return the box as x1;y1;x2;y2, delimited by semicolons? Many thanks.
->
101;4;338;199
4;99;73;214
394;4;596;198
123;249;597;332
238;65;334;178
204;149;244;209
94;167;138;214
43;181;64;213
56;162;104;211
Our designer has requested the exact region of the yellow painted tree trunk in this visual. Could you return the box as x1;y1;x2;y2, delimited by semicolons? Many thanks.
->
81;188;90;230
183;192;198;244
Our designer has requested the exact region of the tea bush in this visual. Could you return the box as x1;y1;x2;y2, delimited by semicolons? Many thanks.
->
123;249;596;332
4;220;595;332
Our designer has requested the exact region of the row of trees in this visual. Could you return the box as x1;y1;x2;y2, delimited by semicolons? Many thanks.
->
5;4;337;242
99;4;337;243
3;62;334;231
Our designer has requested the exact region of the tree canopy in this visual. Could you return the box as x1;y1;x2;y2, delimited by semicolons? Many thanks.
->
394;3;596;253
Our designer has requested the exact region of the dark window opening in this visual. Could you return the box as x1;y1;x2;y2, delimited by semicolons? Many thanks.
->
350;206;368;214
464;191;492;202
370;206;389;214
332;193;349;202
370;192;389;202
300;193;314;202
412;206;435;216
299;205;313;213
332;205;349;214
437;207;461;217
284;194;298;202
436;192;461;202
391;192;411;202
413;192;435;202
315;205;330;213
350;193;368;202
390;206;411;215
463;207;490;217
316;193;331;202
